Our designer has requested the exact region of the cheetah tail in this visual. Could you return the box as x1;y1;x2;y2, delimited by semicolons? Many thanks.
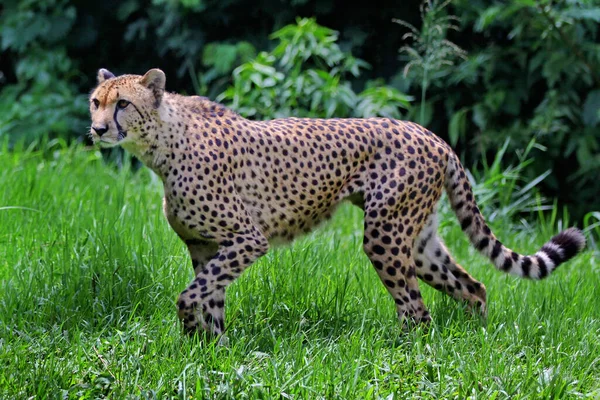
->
444;153;586;279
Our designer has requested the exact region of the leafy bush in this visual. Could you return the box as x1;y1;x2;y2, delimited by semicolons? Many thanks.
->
0;0;88;145
393;0;600;221
218;18;411;120
0;0;598;221
393;0;466;126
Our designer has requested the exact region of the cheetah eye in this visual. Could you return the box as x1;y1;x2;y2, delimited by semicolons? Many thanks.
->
116;99;130;109
92;98;99;108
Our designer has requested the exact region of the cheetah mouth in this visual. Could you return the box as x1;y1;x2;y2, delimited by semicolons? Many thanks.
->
92;130;127;146
93;134;125;148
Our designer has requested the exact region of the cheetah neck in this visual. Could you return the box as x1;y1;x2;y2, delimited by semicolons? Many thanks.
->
120;94;189;181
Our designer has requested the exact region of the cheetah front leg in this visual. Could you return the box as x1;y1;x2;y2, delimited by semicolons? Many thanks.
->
177;227;269;338
185;239;219;275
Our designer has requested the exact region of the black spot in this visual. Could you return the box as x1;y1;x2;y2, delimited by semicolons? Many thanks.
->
477;237;490;251
521;256;532;278
491;240;502;259
373;245;386;255
461;216;472;230
502;257;512;271
537;257;548;278
541;244;562;266
217;274;233;282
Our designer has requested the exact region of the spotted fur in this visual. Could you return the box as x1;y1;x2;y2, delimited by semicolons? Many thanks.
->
89;68;586;337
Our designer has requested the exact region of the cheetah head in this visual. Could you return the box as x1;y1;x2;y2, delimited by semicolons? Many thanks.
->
89;68;165;147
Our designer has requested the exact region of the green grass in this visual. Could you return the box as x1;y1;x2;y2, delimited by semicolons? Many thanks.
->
0;144;599;399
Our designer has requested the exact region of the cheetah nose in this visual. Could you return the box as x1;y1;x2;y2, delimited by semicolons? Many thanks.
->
92;125;108;136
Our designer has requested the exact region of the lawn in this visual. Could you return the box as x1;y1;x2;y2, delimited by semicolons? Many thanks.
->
0;144;598;399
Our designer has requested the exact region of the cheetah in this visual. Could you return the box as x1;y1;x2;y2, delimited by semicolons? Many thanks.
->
89;68;586;338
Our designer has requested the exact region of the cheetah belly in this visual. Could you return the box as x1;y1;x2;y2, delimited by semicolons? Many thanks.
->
245;199;340;246
238;175;361;245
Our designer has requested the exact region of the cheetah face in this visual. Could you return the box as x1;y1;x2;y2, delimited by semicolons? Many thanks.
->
89;68;165;147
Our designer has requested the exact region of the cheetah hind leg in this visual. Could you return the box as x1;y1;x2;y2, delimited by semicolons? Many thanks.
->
362;207;432;328
414;212;487;316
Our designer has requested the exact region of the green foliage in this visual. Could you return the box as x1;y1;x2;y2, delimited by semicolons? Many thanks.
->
197;41;257;98
0;0;88;144
153;0;206;10
395;0;600;221
393;0;466;127
218;18;411;120
0;0;598;220
468;139;553;222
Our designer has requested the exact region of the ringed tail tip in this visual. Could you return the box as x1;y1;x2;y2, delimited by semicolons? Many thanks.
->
544;227;586;265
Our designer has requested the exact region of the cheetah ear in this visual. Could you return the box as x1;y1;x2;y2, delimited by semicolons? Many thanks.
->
97;68;115;83
140;68;166;108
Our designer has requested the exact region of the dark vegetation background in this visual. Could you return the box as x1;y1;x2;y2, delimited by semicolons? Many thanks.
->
1;0;599;222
